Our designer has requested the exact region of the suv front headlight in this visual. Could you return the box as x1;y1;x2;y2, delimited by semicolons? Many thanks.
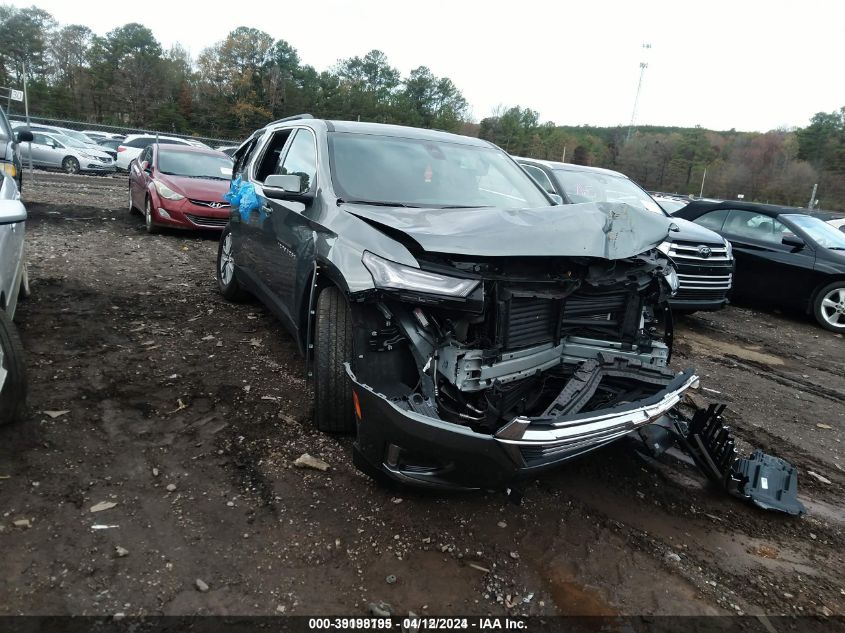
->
154;180;185;201
723;238;733;260
663;265;679;296
362;251;479;297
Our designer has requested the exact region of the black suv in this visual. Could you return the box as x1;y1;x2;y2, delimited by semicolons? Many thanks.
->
0;106;32;191
216;115;698;490
516;159;734;312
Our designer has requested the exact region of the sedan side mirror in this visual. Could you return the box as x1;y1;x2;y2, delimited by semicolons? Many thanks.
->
16;130;33;143
549;193;563;205
140;161;151;173
782;234;805;250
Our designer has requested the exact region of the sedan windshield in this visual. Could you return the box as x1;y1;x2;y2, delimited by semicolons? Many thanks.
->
61;129;95;144
783;214;845;250
330;133;550;209
553;169;665;216
54;135;88;149
158;151;233;180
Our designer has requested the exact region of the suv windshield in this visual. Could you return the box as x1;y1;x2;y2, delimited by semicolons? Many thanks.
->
330;133;550;209
158;150;233;180
554;169;665;216
783;214;845;250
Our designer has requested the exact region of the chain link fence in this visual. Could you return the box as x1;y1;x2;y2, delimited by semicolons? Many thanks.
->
8;114;239;149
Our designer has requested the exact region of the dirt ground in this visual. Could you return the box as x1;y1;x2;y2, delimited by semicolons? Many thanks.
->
1;172;844;618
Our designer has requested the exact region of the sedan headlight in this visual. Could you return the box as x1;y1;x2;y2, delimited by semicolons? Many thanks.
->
362;251;479;297
154;180;185;201
663;265;679;296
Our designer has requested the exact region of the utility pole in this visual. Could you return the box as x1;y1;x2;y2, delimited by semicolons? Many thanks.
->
561;146;566;163
626;44;651;142
807;183;818;209
22;61;32;175
699;167;707;198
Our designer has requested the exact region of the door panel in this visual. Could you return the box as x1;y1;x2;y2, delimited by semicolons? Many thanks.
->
254;128;319;329
721;210;816;307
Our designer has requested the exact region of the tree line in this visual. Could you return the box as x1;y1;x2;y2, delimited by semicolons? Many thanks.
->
0;5;469;139
1;4;843;210
478;106;845;211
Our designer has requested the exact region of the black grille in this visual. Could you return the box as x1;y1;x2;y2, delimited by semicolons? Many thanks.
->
185;213;228;228
502;287;632;351
504;298;557;349
674;288;729;301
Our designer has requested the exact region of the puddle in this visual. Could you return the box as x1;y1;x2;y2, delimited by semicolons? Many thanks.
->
680;331;784;366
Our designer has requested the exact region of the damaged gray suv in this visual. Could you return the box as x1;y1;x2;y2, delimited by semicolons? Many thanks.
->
217;115;698;491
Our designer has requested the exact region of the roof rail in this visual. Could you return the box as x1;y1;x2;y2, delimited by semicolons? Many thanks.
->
266;113;314;126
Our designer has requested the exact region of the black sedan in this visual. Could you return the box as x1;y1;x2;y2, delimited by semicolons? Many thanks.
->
674;200;845;332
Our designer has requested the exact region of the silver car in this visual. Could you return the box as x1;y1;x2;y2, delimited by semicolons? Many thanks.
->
0;174;28;424
20;131;116;174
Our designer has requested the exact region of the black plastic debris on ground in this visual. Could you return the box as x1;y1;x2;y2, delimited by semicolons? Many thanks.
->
679;403;806;516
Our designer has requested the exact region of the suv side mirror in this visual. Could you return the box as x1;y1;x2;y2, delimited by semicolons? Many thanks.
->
16;130;33;143
0;198;27;224
782;234;805;250
265;174;302;192
140;160;151;173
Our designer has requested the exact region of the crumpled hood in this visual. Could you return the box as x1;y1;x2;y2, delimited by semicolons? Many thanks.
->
346;202;671;260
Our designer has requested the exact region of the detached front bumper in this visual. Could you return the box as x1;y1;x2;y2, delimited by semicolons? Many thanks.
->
349;365;699;490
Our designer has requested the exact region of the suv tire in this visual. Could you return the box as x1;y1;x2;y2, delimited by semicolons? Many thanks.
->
313;286;355;434
216;226;250;301
0;309;27;425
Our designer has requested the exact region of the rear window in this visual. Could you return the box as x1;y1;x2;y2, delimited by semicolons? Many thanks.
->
127;137;154;148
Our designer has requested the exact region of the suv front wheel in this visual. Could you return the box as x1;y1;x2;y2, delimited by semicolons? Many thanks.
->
313;286;355;434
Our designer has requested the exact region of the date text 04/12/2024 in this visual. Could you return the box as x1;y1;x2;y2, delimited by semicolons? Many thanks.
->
307;618;528;631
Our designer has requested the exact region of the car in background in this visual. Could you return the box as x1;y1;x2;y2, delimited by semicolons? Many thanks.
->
96;138;120;160
128;144;233;233
0;174;28;424
215;145;238;157
82;130;125;142
827;217;845;234
11;121;99;149
674;200;845;332
653;194;691;215
0;107;32;192
516;158;734;312
19;131;116;174
116;134;198;170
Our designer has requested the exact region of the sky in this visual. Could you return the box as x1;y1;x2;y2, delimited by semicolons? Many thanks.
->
9;0;845;132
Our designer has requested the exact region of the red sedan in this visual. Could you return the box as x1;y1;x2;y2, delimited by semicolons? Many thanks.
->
128;144;234;233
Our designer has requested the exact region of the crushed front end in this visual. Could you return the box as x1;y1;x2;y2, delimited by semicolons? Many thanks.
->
346;248;696;490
